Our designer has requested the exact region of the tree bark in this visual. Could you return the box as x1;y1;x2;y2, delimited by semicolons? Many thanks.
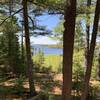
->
62;0;76;100
97;51;100;80
22;0;36;96
21;22;25;63
84;0;91;72
81;0;100;99
8;0;14;73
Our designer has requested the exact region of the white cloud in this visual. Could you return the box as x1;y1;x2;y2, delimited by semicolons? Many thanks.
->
30;36;59;45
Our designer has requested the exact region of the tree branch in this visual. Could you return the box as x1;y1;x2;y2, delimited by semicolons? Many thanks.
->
0;8;23;26
28;15;35;28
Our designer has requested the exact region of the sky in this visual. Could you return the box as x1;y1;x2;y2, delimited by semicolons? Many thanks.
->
31;36;59;45
30;15;61;45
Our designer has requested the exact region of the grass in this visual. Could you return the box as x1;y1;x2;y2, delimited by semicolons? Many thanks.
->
33;54;62;72
44;54;62;72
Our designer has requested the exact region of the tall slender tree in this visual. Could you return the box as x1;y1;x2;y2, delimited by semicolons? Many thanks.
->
84;0;91;72
97;50;100;80
22;0;36;96
8;0;14;74
62;0;76;100
81;0;100;99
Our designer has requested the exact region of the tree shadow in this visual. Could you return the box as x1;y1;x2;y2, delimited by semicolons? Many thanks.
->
0;80;30;100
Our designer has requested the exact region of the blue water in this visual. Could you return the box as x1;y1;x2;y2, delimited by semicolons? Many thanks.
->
32;45;63;55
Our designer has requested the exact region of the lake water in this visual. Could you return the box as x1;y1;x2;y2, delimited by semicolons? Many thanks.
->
32;45;63;55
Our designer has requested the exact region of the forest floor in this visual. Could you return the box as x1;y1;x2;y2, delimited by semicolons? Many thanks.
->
0;73;62;100
0;73;100;100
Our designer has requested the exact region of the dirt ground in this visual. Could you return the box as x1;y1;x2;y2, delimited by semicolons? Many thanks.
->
0;73;100;100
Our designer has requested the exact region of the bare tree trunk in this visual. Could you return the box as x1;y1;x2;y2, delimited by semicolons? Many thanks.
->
81;0;100;99
97;51;100;80
62;0;76;100
84;0;91;72
21;22;25;63
8;0;14;73
22;0;36;96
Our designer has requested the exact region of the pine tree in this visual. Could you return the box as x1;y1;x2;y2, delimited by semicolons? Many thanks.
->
81;0;100;99
22;0;36;96
62;0;76;99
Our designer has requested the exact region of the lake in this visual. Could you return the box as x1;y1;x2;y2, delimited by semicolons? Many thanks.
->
32;44;63;55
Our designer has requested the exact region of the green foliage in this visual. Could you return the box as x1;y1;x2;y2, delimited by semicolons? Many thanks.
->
0;17;19;33
54;21;64;34
33;49;45;67
0;0;99;99
14;75;25;94
33;48;98;78
37;92;61;100
49;95;61;100
91;53;98;79
75;17;84;49
44;54;62;73
36;91;49;100
33;54;62;73
0;16;24;76
52;17;84;48
51;20;64;44
73;49;84;79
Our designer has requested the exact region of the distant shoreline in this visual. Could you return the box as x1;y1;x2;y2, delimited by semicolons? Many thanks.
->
32;44;63;55
32;44;63;49
47;44;63;49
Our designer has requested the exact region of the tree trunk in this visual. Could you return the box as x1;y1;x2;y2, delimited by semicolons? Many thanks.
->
97;51;100;80
22;0;36;96
81;0;100;99
21;22;25;63
62;0;76;100
84;0;91;72
8;0;14;73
